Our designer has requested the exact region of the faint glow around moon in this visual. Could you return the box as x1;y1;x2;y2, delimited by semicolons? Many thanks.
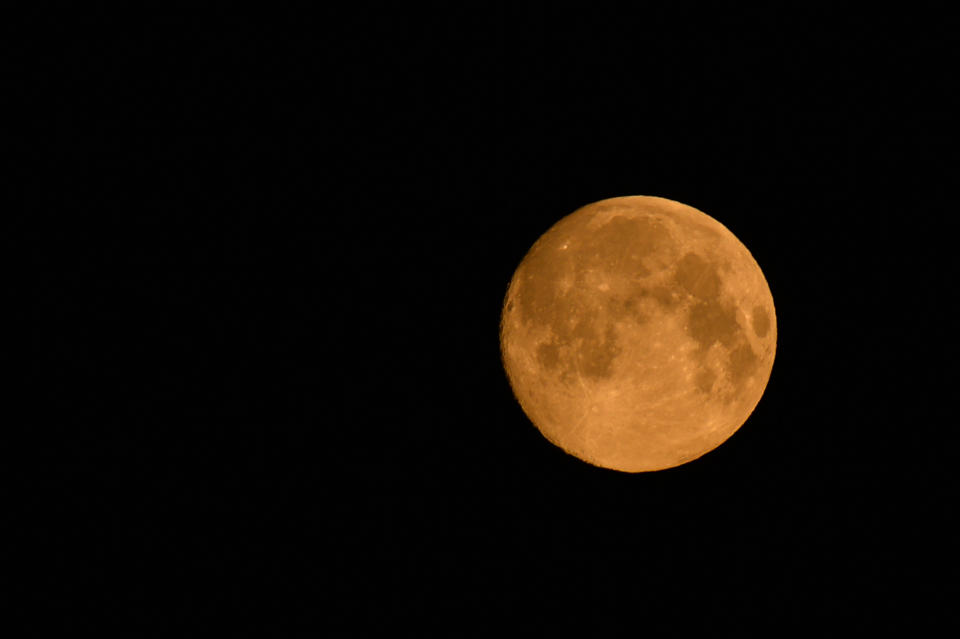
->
499;196;776;472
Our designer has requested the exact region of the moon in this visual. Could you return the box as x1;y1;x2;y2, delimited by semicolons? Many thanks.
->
499;196;776;472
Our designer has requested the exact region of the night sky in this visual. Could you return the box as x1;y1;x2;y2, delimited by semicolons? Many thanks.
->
25;5;953;634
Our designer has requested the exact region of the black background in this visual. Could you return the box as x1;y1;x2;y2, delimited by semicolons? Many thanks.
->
23;4;954;634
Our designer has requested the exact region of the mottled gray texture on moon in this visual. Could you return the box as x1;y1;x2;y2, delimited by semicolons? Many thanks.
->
500;196;777;472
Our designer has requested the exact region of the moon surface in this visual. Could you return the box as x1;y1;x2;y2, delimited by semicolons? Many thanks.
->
499;196;776;472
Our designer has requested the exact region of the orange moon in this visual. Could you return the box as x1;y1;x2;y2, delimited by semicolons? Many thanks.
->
499;196;776;472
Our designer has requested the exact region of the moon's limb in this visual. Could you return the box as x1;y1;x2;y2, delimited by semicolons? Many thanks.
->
500;196;776;472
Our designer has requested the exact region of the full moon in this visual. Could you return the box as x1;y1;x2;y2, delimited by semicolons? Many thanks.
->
499;196;776;472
